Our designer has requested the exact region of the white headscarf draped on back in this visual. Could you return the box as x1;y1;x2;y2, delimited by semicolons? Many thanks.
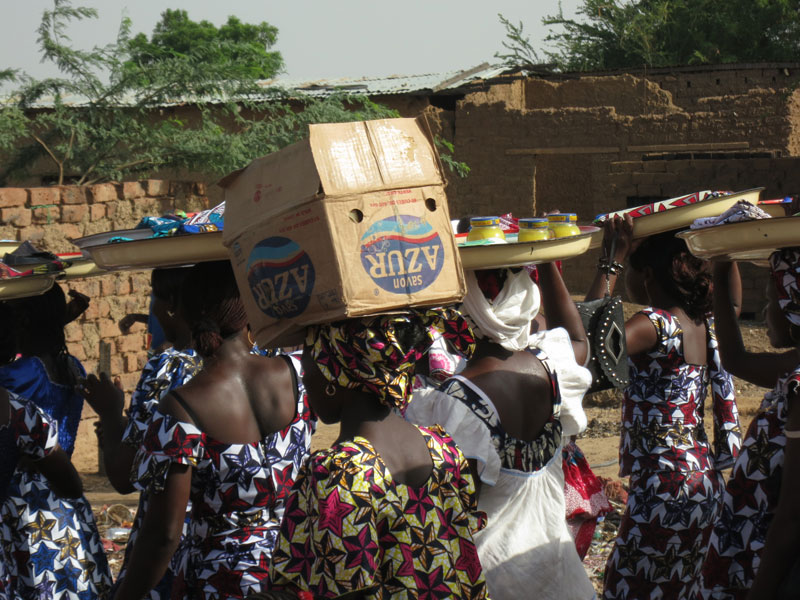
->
461;268;541;351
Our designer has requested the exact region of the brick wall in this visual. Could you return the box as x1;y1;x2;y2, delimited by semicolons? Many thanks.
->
0;181;208;470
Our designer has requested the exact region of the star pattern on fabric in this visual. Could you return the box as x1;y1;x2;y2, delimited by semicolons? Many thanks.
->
407;522;446;571
222;444;258;489
58;529;82;561
313;531;348;580
317;488;356;538
54;559;81;594
25;481;55;511
744;428;782;477
48;503;72;531
26;509;57;545
125;349;316;600
454;538;482;584
270;425;488;598
342;526;379;571
29;543;59;577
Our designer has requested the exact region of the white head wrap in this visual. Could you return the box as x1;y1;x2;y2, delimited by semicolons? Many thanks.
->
461;269;541;351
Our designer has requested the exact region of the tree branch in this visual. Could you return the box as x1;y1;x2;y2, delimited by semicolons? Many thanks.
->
32;133;64;185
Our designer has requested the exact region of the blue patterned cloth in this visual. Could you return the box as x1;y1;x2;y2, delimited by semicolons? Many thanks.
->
0;392;59;599
0;389;112;598
0;356;85;455
114;348;203;600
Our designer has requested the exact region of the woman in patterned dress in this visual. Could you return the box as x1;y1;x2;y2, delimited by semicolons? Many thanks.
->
405;263;596;600
115;261;314;600
0;387;86;599
698;250;800;599
267;310;490;599
0;286;112;598
585;219;742;600
82;267;202;600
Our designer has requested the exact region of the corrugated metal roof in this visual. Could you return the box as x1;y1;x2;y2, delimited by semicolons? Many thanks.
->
3;64;513;108
264;63;513;97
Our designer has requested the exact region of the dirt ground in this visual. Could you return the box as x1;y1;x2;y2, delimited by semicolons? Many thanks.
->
76;315;775;589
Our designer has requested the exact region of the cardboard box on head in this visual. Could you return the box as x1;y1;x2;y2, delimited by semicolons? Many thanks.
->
221;117;465;348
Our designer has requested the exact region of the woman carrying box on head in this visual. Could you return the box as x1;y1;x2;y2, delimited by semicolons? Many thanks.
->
264;310;490;599
113;261;315;600
584;217;741;600
699;249;800;600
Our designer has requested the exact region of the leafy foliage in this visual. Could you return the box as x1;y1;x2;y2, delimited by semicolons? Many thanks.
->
434;136;470;179
501;0;800;72
494;14;542;70
0;1;399;186
125;9;283;81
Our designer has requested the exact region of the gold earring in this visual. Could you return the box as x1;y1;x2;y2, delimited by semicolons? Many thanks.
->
247;330;255;346
325;383;336;397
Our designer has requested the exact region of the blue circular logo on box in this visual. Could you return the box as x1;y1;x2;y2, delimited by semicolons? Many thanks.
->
246;237;314;319
360;215;444;294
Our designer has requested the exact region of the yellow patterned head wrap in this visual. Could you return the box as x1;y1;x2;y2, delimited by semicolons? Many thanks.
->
305;308;475;409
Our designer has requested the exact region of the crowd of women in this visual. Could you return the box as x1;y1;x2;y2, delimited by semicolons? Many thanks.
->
0;212;798;600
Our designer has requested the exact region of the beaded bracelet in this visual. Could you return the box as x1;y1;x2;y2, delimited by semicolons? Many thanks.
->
597;258;625;276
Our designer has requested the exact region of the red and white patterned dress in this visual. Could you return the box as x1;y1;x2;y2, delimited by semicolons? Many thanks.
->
698;364;800;599
131;367;315;600
603;309;741;600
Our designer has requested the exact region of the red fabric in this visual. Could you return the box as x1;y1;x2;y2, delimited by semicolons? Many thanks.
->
562;441;611;559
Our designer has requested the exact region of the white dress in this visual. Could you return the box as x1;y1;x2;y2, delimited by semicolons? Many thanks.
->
406;328;595;600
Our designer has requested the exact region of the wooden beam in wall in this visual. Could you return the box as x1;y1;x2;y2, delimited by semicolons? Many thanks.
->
506;146;620;155
506;141;750;156
627;142;750;152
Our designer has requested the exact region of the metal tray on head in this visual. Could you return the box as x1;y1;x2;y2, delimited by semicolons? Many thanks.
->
595;188;764;239
677;216;800;265
81;232;227;271
72;228;154;250
459;226;599;270
0;275;57;300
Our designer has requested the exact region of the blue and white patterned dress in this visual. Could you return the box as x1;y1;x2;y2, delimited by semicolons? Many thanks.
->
114;348;202;600
131;354;315;599
0;392;60;600
0;357;112;599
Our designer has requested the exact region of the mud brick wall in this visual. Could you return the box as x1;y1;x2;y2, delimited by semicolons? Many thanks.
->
0;181;209;471
446;68;800;310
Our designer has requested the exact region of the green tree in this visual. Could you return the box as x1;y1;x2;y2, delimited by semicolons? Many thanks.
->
0;1;398;186
501;0;800;72
126;9;283;80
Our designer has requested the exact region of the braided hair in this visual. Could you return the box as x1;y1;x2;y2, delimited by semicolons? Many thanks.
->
180;261;248;357
9;284;79;385
629;231;712;321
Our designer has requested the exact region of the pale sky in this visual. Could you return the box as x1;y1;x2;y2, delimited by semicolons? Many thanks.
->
1;0;582;84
